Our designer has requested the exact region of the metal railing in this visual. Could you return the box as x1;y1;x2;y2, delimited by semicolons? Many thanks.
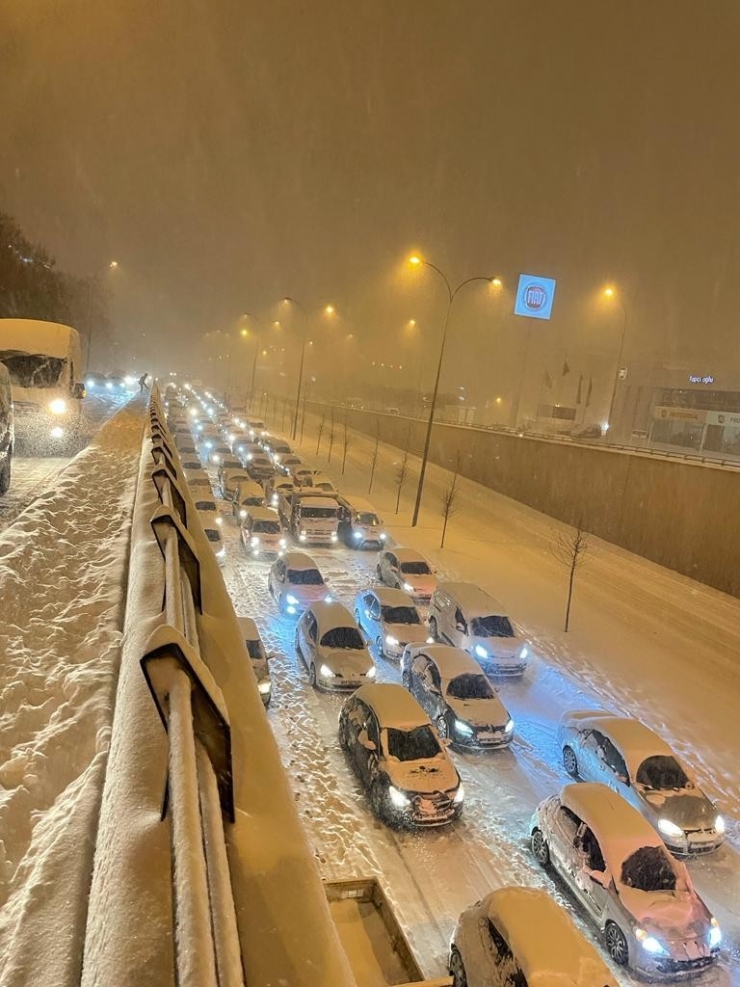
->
141;391;245;987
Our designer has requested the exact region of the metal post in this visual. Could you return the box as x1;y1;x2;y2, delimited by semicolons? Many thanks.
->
605;300;629;440
248;336;259;410
292;332;307;441
510;323;534;429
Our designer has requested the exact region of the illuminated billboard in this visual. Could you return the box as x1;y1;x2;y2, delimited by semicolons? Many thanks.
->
514;274;557;320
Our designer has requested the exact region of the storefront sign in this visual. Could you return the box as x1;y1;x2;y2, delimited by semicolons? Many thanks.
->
653;406;707;423
688;374;715;384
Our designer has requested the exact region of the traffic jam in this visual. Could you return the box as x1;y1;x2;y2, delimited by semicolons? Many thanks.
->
166;384;727;987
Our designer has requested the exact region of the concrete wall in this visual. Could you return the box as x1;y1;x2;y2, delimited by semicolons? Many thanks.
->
309;403;740;598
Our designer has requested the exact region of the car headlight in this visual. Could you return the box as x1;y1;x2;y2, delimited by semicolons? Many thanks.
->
215;547;225;558
380;533;387;540
330;532;338;542
709;918;722;948
271;495;278;506
239;509;247;519
286;594;299;606
455;719;474;736
213;455;221;463
246;453;253;460
50;426;64;439
105;381;113;390
299;532;307;542
258;680;271;695
319;663;333;678
49;398;67;415
504;718;514;734
658;817;684;839
426;636;435;644
715;815;725;835
519;646;529;659
366;666;376;678
388;785;410;808
635;929;667;955
250;536;260;547
474;644;488;659
453;784;465;805
324;595;333;603
402;581;414;592
85;379;95;388
385;635;399;647
353;531;363;539
215;516;223;526
279;538;287;548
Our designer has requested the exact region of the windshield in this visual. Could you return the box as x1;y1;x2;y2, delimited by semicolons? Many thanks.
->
621;846;677;892
196;501;216;511
357;512;379;525
446;673;495;700
382;605;420;625
320;626;364;650
385;725;441;762
242;497;263;507
301;506;338;519
205;529;221;543
636;755;691;791
400;561;431;575
245;639;266;661
254;520;280;534
471;615;515;638
288;568;323;586
0;353;65;388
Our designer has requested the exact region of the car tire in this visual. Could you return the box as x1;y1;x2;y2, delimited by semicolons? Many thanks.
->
449;947;467;987
376;565;382;582
309;662;317;688
531;828;550;867
604;922;629;966
563;745;579;778
429;617;438;640
338;719;349;750
436;714;448;739
0;453;10;496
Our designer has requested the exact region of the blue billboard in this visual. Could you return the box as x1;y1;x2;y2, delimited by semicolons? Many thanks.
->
514;274;557;320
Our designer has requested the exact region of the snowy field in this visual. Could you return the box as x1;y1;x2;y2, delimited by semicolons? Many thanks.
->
215;411;740;987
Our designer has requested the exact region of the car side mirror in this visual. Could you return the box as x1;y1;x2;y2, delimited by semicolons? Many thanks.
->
589;869;611;888
456;622;466;633
73;382;86;399
358;730;376;752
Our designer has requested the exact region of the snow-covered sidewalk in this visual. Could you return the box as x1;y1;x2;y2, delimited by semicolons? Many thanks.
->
0;400;144;987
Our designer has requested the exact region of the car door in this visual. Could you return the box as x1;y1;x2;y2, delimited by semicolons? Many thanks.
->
577;729;603;781
272;558;286;599
450;605;468;648
409;655;433;712
356;710;381;788
573;824;611;923
476;917;513;987
547;803;583;887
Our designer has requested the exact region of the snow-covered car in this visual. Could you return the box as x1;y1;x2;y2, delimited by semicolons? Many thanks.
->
354;587;431;659
558;711;725;855
295;601;375;690
247;454;275;482
218;466;251;500
376;548;437;602
237;441;263;467
265;476;294;508
200;514;226;566
209;444;232;466
193;496;222;527
276;453;304;475
240;507;286;557
338;683;463;827
338;495;386;548
231;480;266;519
246;418;266;437
184;468;212;493
530;783;721;978
263;436;292;459
238;616;272;707
402;645;514;749
268;551;330;614
449;886;618;987
291;465;317;486
181;457;202;471
428;583;529;677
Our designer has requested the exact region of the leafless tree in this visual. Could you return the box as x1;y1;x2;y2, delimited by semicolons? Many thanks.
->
327;408;336;462
551;524;589;632
341;414;352;475
394;449;411;514
439;461;461;548
315;412;326;456
368;420;380;494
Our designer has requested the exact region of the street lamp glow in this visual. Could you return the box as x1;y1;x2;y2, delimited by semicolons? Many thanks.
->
409;255;422;266
109;260;119;269
604;286;615;298
324;304;335;315
240;328;248;337
491;277;502;288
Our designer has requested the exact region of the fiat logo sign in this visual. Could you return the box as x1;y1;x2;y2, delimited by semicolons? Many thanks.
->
514;273;557;320
523;283;548;310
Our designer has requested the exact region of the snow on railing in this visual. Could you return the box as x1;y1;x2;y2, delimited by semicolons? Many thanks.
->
140;391;244;987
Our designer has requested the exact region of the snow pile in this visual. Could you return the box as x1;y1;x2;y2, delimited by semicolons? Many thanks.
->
0;400;144;987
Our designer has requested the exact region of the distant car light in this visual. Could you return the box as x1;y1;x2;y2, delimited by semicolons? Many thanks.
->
658;817;684;839
85;378;95;388
105;381;113;390
49;398;67;415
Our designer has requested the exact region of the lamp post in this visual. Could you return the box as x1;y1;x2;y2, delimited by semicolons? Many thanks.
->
85;260;119;368
408;256;502;527
603;286;628;438
283;298;335;440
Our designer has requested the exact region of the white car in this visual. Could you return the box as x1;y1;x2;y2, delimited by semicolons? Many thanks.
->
376;548;437;602
239;507;286;557
231;480;266;519
200;514;226;566
530;783;721;978
401;645;514;749
238;616;272;707
193;496;223;527
295;601;375;691
268;551;330;614
265;476;294;508
558;710;724;855
449;886;618;987
218;467;251;500
338;683;463;827
353;587;431;659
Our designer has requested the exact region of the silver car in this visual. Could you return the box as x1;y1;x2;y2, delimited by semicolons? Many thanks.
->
295;601;375;691
530;783;721;979
558;711;724;855
354;587;432;659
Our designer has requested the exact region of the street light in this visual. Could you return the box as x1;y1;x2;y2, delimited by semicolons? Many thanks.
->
282;298;336;440
85;259;120;368
603;285;628;437
407;254;502;526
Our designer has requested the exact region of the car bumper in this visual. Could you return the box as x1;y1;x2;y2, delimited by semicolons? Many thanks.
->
665;832;724;856
391;797;461;827
453;729;512;750
637;949;719;980
476;656;528;677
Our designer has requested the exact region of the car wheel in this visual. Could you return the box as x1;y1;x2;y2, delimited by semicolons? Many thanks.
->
436;714;448;739
338;719;349;750
449;947;467;987
376;565;382;582
563;745;579;778
309;662;317;688
531;828;550;867
605;922;629;966
429;617;438;640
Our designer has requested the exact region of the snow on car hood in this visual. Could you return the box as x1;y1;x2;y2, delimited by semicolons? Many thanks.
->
319;648;373;676
640;789;717;828
473;636;526;658
446;695;509;728
387;754;459;795
618;886;711;939
385;622;429;646
289;584;327;604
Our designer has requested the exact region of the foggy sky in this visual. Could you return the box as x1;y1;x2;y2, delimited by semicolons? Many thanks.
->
2;0;740;392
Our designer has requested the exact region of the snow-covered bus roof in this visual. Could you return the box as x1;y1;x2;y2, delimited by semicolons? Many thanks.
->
0;319;80;358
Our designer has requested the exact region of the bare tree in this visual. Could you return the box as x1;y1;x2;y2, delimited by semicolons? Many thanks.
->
394;449;411;514
315;412;326;456
341;414;352;475
551;524;589;632
367;420;380;494
439;461;461;548
327;409;336;462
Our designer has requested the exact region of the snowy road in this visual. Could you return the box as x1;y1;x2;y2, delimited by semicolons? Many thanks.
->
213;413;740;987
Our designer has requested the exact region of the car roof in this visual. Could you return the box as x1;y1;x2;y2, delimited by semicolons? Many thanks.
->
560;783;665;876
366;586;416;608
237;616;259;639
282;551;319;570
569;714;675;776
342;495;378;513
247;506;280;521
436;581;505;614
484;887;614;987
353;683;430;729
413;645;483;681
198;513;221;534
391;546;430;563
310;600;356;629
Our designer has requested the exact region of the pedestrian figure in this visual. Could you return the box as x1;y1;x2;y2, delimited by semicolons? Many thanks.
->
139;373;148;393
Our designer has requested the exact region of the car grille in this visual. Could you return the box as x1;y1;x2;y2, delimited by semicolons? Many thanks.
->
656;956;714;974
